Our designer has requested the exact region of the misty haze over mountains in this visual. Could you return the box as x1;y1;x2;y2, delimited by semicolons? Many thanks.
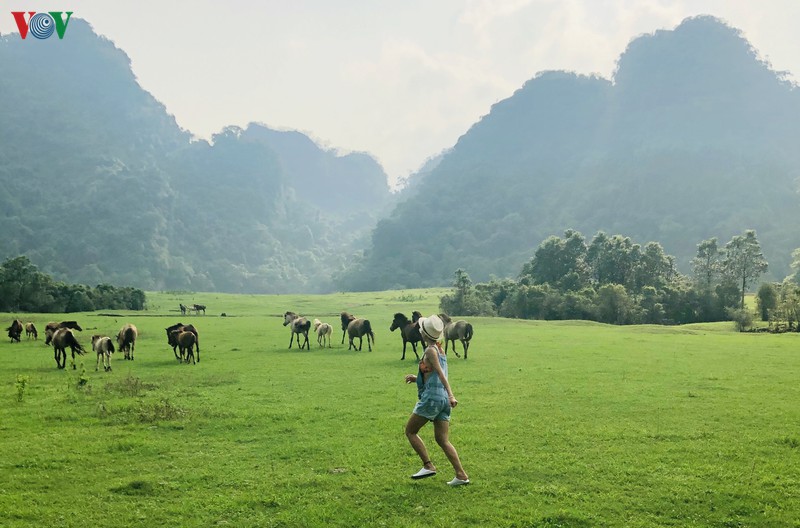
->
0;16;798;293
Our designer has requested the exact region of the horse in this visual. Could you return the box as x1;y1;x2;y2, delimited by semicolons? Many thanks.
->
340;312;355;344
180;303;187;315
313;318;333;348
7;319;23;343
91;335;115;372
192;304;206;315
25;322;38;340
44;321;82;345
52;328;85;369
178;331;198;364
347;318;375;351
390;313;422;360
117;323;138;361
444;320;474;359
283;312;311;350
165;323;199;361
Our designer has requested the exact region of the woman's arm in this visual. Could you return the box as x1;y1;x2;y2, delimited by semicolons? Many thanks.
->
404;374;417;384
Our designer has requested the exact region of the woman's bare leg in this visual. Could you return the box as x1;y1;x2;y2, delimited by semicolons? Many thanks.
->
405;413;436;470
433;420;468;480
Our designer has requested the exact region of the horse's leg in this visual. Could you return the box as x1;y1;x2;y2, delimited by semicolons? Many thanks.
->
358;335;363;351
463;339;469;359
411;341;419;361
367;334;372;352
452;339;461;358
288;332;295;349
342;331;346;345
401;339;407;360
96;353;100;371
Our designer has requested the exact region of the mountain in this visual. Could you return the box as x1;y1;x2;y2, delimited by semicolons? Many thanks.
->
340;16;800;291
0;19;390;293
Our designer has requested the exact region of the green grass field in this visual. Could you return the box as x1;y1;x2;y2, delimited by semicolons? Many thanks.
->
1;289;799;527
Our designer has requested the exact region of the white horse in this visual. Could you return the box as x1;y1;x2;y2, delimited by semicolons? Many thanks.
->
92;335;115;372
313;319;333;348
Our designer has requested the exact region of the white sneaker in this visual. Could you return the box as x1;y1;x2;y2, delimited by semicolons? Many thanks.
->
411;467;437;479
447;477;470;486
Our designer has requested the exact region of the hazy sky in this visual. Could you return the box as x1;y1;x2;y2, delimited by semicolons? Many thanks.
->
3;1;799;186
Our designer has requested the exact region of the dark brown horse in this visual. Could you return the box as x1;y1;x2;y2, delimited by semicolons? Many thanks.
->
284;312;311;350
340;312;356;344
44;321;82;345
117;323;138;361
52;328;85;369
166;323;199;361
347;318;375;351
7;319;23;343
390;313;422;360
192;304;206;315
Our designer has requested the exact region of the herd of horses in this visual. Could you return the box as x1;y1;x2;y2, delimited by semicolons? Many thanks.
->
283;310;474;359
6;318;200;369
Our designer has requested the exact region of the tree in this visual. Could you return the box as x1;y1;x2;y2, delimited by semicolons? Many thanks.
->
721;230;768;309
691;238;721;291
756;283;778;321
520;229;589;290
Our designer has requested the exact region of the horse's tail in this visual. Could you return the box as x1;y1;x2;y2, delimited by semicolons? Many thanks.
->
464;323;473;342
68;332;86;355
108;339;115;354
365;320;375;343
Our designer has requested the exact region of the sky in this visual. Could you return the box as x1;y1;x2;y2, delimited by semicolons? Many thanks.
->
2;1;800;187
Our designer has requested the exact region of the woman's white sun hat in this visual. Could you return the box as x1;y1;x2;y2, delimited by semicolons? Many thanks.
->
418;314;444;342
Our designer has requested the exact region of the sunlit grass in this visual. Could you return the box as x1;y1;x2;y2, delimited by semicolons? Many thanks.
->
1;289;798;527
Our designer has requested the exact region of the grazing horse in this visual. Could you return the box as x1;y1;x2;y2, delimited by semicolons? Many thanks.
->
180;303;187;315
178;331;198;364
390;313;422;360
44;321;83;345
313;319;333;348
283;312;311;350
192;304;206;315
52;328;85;369
25;322;38;340
340;312;355;344
92;335;115;372
444;320;474;359
165;323;199;361
347;318;375;351
117;324;138;361
7;319;23;343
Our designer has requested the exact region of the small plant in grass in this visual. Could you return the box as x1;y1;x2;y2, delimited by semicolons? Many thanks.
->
77;362;89;388
15;374;29;402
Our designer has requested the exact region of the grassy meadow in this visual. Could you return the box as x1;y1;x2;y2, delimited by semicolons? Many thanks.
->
1;289;799;527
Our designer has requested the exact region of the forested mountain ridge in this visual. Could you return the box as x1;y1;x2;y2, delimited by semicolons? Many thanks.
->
340;16;800;291
0;19;391;293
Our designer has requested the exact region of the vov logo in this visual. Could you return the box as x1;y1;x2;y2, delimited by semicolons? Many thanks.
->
12;11;73;39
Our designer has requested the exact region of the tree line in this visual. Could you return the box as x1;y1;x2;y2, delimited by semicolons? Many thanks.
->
441;229;776;326
0;256;145;313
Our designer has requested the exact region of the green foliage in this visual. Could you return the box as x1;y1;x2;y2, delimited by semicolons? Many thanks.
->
721;230;769;309
756;283;779;321
726;307;754;332
14;374;29;402
0;256;146;312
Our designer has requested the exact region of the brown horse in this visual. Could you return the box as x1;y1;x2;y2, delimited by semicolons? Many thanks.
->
25;322;38;340
52;328;85;369
44;321;82;345
284;312;311;350
340;312;355;344
192;304;206;315
91;335;115;372
444;320;474;359
166;323;199;361
347;318;375;351
117;323;138;361
178;331;198;364
390;313;422;360
7;319;23;343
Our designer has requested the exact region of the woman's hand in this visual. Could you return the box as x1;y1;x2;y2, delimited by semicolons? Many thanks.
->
404;374;417;384
449;395;458;407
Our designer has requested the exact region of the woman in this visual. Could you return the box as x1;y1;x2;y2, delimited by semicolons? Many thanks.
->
404;314;470;486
